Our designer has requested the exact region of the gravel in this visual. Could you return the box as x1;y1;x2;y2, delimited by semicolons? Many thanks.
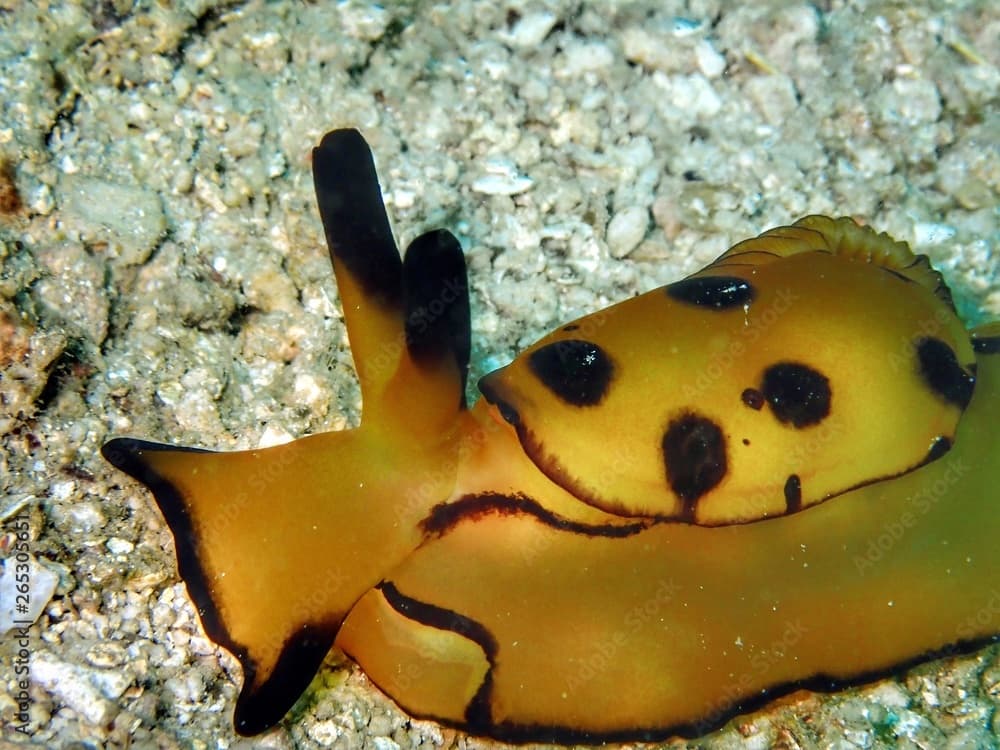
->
0;1;997;748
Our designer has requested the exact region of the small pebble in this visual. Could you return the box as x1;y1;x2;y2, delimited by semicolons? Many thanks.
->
58;175;166;265
695;39;726;78
86;641;127;668
31;650;132;725
606;206;649;258
505;11;558;48
106;537;135;555
471;163;533;196
560;41;614;76
0;494;32;522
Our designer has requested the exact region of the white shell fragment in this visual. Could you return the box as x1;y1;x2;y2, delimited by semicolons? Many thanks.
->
0;554;59;634
503;11;558;48
471;157;534;196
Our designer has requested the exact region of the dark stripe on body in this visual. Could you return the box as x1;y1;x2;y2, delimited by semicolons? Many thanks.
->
378;581;498;728
421;492;650;538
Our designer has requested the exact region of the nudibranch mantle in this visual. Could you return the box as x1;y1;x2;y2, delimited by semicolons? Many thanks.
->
103;129;1000;742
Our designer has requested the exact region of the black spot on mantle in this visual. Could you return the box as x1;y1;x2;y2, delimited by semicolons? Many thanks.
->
665;276;755;310
662;413;727;516
916;337;975;409
784;474;802;513
761;362;831;428
528;339;614;407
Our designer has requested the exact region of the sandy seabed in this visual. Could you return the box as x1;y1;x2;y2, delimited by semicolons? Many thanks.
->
0;1;998;748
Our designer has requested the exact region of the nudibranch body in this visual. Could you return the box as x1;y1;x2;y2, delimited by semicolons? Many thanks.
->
103;129;1000;741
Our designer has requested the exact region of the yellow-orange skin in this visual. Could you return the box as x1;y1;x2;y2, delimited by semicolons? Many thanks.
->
480;220;974;524
341;352;1000;735
104;134;999;742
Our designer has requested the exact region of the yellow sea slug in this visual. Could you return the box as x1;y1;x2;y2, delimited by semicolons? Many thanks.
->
102;129;1000;741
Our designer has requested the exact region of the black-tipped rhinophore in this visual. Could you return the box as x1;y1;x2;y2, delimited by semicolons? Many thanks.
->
403;229;472;406
312;129;403;308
